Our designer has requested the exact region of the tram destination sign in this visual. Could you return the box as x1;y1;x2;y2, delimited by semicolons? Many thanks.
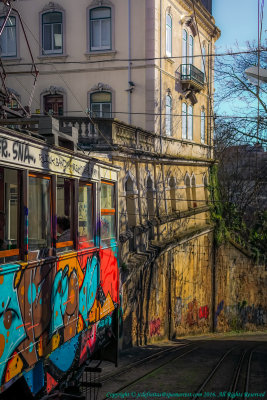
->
0;133;99;180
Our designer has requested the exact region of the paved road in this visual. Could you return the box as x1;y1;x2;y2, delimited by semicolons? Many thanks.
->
83;333;267;400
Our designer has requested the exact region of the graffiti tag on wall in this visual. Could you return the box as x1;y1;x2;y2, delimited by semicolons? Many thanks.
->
149;318;161;337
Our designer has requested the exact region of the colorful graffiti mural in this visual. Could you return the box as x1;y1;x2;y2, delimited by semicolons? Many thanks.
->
173;298;210;327
0;248;119;397
214;300;267;329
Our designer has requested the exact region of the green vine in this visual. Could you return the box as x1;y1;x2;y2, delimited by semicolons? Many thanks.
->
209;165;267;262
209;164;228;246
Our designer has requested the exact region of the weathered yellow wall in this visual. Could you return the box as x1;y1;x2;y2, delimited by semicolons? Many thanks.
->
215;242;267;332
121;231;214;347
121;237;267;348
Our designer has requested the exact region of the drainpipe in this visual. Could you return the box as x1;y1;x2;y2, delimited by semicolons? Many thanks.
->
136;160;142;226
212;233;217;332
207;41;211;159
128;0;132;125
159;0;162;153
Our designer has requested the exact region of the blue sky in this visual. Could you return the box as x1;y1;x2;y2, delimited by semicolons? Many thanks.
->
212;1;266;141
213;0;266;50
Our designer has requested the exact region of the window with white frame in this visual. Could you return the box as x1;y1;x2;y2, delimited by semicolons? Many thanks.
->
90;7;111;51
188;104;193;140
182;103;193;140
182;30;194;75
189;35;194;65
166;94;172;135
182;102;187;139
0;16;16;57
182;29;187;74
42;11;63;54
90;91;112;118
166;13;172;57
201;109;205;143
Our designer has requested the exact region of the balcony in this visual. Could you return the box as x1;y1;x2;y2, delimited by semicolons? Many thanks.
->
179;64;205;91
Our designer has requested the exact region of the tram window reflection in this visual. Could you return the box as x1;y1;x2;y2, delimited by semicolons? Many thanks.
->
78;182;94;247
101;181;116;242
56;177;74;250
0;167;19;264
28;174;51;252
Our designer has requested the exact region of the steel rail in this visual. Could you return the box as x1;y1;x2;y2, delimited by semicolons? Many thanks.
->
227;348;248;399
99;344;200;400
99;342;192;384
189;345;239;398
242;346;257;400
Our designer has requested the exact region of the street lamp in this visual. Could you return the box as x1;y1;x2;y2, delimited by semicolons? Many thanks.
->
245;66;267;84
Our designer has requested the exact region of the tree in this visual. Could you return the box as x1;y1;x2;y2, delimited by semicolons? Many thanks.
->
213;43;267;258
214;42;267;144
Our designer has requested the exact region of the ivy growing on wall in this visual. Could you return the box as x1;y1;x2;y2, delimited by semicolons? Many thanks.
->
209;164;267;263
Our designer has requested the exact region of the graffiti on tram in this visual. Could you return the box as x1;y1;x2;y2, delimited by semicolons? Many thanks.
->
0;248;118;395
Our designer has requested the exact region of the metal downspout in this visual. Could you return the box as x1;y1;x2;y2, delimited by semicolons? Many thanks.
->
160;0;162;153
128;0;132;125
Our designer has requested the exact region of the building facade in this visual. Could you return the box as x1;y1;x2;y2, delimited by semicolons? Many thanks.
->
0;0;219;140
5;0;256;349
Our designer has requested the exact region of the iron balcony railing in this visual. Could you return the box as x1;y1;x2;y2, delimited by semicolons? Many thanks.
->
180;64;205;88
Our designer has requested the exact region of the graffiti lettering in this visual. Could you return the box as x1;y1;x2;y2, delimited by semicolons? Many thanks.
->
0;138;8;157
13;142;35;164
149;318;161;336
186;299;198;326
214;300;224;327
39;153;88;175
199;305;209;320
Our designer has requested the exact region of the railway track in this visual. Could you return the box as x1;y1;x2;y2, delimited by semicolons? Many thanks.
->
190;344;259;400
81;342;201;400
81;340;267;400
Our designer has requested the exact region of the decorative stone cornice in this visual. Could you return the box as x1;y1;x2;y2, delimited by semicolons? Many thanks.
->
179;0;221;40
89;82;113;92
42;2;64;12
40;86;66;95
89;0;114;7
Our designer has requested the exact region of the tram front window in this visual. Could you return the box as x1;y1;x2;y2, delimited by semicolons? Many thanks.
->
28;174;51;252
0;167;19;263
78;182;94;247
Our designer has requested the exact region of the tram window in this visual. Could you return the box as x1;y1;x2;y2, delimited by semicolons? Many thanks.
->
78;182;94;246
28;174;52;252
56;177;74;251
101;181;116;241
0;167;19;264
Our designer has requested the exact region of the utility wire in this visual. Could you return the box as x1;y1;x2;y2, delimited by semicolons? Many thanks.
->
32;110;267;120
3;49;267;68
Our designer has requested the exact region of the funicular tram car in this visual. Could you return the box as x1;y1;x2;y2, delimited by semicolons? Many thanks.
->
0;125;120;398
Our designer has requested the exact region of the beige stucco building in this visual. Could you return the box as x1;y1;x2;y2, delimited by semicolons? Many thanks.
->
1;0;219;144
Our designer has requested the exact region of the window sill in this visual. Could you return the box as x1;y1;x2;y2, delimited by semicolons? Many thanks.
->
2;57;22;63
38;54;68;62
85;50;117;59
